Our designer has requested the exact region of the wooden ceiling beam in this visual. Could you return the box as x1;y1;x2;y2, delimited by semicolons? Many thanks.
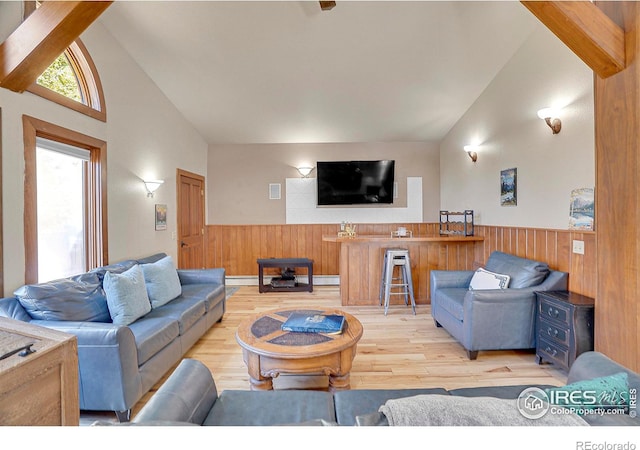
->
0;1;112;93
320;1;336;12
521;1;625;79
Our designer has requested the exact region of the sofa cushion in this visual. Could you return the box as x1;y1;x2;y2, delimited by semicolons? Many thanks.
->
145;295;206;335
203;390;336;426
449;384;556;399
14;272;110;322
180;284;225;312
485;251;550;289
334;388;449;426
433;288;465;321
141;255;182;309
104;265;152;325
469;268;510;290
128;316;180;366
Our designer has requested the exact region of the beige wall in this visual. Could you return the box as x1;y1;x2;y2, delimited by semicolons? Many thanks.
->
439;24;595;229
207;141;440;224
0;7;208;293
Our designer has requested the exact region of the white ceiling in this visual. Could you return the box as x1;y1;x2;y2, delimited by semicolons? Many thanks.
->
99;1;538;144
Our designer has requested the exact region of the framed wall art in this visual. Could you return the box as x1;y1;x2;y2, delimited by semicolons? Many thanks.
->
569;187;594;231
155;204;167;230
500;168;517;206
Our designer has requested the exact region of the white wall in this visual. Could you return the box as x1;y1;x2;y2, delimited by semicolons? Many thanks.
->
0;7;208;293
208;141;440;224
285;177;423;224
439;24;595;229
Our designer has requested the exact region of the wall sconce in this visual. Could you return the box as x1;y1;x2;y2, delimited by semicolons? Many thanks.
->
463;145;479;163
537;108;562;134
297;166;314;178
144;180;164;197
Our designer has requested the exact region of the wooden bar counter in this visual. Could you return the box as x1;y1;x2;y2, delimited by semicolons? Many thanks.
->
323;234;483;306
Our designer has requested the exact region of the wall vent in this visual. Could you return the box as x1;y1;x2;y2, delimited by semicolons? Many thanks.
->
269;183;281;200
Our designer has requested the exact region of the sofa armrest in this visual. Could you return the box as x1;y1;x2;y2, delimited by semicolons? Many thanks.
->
177;268;225;286
462;288;537;350
133;358;218;425
29;320;140;412
568;352;640;390
430;270;474;297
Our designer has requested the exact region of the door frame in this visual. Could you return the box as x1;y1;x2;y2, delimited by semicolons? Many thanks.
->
176;168;206;268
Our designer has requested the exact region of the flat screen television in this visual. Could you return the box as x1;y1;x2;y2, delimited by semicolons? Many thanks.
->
317;160;395;205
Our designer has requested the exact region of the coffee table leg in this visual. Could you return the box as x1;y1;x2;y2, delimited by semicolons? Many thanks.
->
245;351;274;390
249;375;273;391
328;372;350;392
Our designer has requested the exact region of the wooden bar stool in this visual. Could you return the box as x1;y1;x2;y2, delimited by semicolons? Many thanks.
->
379;248;416;315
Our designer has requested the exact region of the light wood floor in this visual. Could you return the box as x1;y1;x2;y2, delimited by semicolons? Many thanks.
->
122;285;567;421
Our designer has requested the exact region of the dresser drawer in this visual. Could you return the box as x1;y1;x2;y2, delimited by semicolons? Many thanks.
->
538;318;569;347
539;298;571;327
537;336;569;369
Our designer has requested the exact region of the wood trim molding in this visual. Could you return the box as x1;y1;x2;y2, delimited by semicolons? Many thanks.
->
22;115;108;283
521;1;626;79
0;1;112;93
26;40;107;122
205;223;595;298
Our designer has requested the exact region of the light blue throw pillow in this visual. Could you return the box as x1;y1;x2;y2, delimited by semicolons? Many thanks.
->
141;255;182;309
104;264;151;325
544;372;629;415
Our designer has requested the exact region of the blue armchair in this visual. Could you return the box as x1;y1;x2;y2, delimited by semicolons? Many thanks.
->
430;251;568;360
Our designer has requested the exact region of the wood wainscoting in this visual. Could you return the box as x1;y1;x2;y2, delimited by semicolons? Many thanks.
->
206;223;596;300
473;226;596;298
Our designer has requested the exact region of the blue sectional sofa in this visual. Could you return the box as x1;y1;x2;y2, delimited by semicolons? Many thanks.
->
0;253;226;421
128;351;639;426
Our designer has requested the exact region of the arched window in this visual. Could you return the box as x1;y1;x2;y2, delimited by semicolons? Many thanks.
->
23;1;107;121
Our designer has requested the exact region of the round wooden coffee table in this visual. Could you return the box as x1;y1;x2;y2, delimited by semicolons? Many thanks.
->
236;307;363;392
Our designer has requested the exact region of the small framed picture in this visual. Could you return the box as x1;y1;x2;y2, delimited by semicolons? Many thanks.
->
500;168;517;206
155;204;167;230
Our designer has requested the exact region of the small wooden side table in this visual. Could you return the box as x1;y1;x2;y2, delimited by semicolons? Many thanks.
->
257;257;314;293
535;290;595;371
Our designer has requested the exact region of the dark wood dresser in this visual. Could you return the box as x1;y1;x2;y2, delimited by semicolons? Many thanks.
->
535;290;595;371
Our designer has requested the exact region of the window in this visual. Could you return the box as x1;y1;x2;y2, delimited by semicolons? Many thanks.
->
35;138;89;281
23;2;107;121
23;116;108;284
36;52;83;103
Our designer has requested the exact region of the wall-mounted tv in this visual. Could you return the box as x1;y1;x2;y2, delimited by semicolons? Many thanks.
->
317;160;395;205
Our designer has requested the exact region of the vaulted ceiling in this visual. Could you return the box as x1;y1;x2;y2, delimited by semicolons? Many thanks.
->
98;1;539;145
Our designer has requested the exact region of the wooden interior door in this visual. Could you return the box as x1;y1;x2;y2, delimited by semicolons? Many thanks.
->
177;169;205;269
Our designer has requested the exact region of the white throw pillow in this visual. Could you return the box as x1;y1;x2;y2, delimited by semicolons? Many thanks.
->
141;255;182;309
104;264;152;325
468;267;511;290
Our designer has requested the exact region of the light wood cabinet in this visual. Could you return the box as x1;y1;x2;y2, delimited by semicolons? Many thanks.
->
0;317;79;425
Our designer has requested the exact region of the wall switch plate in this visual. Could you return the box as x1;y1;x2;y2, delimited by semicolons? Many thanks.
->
573;240;585;255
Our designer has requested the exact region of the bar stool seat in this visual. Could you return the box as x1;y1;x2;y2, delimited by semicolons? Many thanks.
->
379;248;416;315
